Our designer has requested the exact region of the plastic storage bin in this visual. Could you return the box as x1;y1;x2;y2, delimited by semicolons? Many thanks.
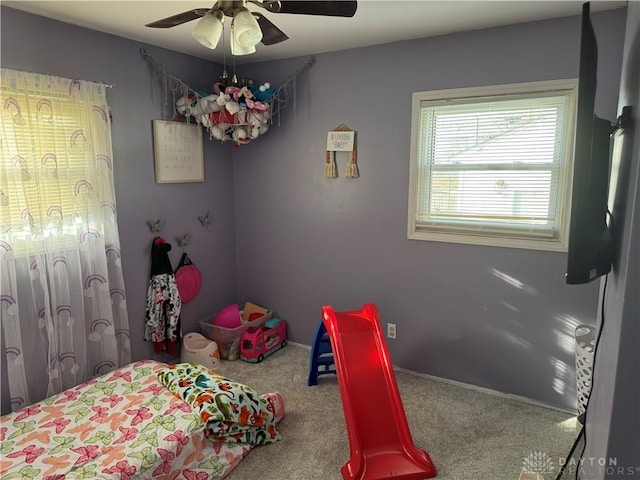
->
200;308;272;360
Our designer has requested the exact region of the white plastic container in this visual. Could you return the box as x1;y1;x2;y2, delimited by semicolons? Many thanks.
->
200;309;272;360
181;332;220;369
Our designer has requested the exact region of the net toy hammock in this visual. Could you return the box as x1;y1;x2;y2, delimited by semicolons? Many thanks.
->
141;48;315;147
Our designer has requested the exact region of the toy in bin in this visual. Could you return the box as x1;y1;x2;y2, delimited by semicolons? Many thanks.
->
241;317;287;363
200;302;272;361
212;303;242;329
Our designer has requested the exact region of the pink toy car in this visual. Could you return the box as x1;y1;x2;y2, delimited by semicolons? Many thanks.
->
241;317;287;363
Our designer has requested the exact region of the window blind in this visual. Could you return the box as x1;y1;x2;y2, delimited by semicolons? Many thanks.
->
2;89;98;238
416;94;570;239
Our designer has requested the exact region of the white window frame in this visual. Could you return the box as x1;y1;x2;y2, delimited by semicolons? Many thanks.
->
407;79;578;252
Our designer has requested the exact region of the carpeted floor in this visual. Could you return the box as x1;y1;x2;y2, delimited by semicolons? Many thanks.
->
218;344;577;480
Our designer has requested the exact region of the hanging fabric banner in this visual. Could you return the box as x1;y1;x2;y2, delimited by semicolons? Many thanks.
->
325;124;358;178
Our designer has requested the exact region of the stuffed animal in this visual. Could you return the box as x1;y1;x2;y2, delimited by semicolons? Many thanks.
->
225;100;240;115
235;86;255;107
213;82;226;95
232;127;249;144
211;123;234;142
249;111;262;127
236;110;249;125
201;113;213;129
252;101;268;111
251;82;274;102
216;92;231;107
198;94;222;114
210;124;226;140
175;94;197;121
224;86;241;98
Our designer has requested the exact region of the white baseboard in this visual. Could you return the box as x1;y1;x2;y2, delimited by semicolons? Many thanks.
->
289;342;572;414
393;365;573;414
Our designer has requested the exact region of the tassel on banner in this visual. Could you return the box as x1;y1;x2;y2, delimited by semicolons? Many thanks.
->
344;146;359;178
324;151;338;178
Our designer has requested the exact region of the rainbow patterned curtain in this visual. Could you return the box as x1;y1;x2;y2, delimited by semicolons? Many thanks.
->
0;69;130;412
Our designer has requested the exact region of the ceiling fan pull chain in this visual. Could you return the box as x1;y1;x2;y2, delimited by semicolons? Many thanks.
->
222;22;227;77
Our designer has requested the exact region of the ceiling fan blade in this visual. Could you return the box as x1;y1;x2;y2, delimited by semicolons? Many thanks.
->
145;9;210;28
254;12;290;45
272;1;357;17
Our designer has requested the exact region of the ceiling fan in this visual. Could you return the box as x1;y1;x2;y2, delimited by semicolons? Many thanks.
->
146;1;358;50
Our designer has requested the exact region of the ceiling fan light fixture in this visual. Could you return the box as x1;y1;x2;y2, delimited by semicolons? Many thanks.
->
230;28;257;56
232;7;263;47
192;10;224;49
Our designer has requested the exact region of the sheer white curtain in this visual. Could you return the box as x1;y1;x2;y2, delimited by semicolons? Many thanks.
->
0;69;130;412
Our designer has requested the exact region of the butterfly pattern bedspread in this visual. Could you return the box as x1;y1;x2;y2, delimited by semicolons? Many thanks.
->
0;360;252;479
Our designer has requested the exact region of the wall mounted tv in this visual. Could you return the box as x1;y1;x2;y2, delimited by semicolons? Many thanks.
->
565;2;614;285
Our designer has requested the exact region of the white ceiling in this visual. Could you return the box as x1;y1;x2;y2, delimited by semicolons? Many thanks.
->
3;1;627;64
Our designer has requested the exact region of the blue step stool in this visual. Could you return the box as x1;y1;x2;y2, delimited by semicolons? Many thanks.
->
308;320;336;386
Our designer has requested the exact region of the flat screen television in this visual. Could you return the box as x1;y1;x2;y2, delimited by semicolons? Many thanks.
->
565;2;614;285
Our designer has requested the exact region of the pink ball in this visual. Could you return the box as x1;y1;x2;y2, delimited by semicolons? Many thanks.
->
212;303;241;329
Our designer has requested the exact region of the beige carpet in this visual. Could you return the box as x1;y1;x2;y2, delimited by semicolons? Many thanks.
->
217;344;576;480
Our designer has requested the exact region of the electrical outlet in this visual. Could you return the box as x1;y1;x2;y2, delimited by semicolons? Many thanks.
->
387;323;397;339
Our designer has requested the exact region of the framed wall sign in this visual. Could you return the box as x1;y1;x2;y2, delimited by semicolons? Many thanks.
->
153;120;204;183
325;123;359;178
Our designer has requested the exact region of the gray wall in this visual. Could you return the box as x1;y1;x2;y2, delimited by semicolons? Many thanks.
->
0;8;238;413
232;10;627;411
0;6;628;414
583;2;640;478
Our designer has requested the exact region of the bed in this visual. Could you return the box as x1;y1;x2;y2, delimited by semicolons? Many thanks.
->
0;359;283;479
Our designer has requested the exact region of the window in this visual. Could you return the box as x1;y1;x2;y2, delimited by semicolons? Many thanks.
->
3;97;92;241
1;71;113;254
408;80;577;251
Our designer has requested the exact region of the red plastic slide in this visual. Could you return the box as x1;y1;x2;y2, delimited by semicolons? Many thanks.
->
322;303;437;480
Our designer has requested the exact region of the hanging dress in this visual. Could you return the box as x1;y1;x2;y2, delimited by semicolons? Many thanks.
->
144;236;182;355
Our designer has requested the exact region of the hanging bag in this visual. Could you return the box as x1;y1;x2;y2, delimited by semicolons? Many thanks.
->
174;252;202;304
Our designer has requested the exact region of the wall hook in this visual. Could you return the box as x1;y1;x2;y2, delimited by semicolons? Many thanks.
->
199;211;213;229
146;219;165;233
176;233;191;248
